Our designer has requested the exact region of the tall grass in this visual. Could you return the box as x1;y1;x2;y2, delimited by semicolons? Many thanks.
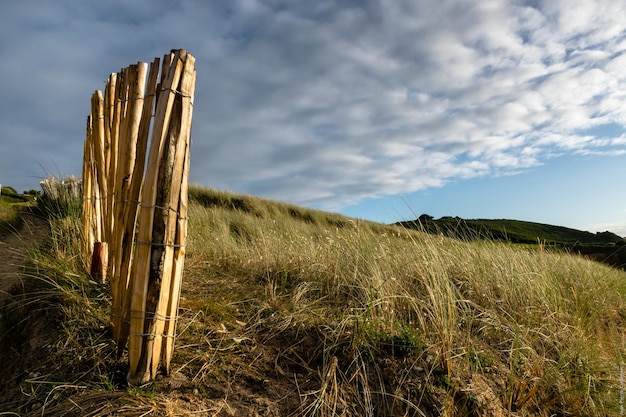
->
2;184;625;416
0;177;114;414
185;186;626;416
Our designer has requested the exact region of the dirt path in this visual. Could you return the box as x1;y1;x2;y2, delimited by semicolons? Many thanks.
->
0;211;49;293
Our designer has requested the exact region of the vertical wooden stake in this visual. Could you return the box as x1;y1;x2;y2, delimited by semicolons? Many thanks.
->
127;50;185;385
115;58;160;351
90;241;109;284
81;116;95;263
161;58;196;374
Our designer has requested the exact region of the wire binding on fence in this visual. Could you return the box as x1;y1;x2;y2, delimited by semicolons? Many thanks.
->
137;202;183;214
83;192;116;202
130;332;177;338
101;87;193;109
109;309;180;324
83;195;190;220
135;240;186;248
116;198;186;215
158;86;194;100
130;309;179;321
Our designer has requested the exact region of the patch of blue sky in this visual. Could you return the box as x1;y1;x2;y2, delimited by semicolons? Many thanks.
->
341;153;626;235
577;122;625;139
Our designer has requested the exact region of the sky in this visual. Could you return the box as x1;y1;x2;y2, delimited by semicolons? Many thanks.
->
1;1;626;236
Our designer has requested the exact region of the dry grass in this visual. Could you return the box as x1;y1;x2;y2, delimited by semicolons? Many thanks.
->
1;184;626;416
183;186;626;416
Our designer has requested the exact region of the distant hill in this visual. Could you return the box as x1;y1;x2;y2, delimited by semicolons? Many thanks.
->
396;215;626;270
395;215;624;244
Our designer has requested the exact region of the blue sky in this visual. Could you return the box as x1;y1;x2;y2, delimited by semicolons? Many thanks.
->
1;1;626;235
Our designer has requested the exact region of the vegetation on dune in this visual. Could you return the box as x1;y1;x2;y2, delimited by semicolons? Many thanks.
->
0;186;42;238
399;214;626;270
0;195;23;238
1;184;626;416
0;185;35;238
398;214;624;244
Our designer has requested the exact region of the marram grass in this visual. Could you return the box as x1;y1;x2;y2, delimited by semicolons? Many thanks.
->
185;186;626;416
1;184;625;416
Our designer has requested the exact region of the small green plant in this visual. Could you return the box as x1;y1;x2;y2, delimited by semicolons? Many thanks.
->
127;381;158;398
468;346;495;370
361;324;425;358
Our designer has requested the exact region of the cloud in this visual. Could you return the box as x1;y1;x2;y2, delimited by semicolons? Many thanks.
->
1;0;626;212
190;0;626;207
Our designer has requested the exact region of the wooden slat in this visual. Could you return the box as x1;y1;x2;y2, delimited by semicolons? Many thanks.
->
127;50;185;385
90;241;109;283
108;70;124;323
161;59;196;374
115;58;160;351
106;71;121;282
92;91;107;241
81;116;95;261
148;51;196;377
110;63;150;347
105;71;119;248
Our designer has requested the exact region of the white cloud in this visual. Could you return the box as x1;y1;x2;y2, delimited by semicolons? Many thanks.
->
1;0;626;211
160;0;620;212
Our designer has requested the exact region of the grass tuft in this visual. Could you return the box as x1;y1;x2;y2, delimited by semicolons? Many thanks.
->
1;184;625;415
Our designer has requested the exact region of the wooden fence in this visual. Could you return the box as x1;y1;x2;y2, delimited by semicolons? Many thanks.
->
81;49;196;384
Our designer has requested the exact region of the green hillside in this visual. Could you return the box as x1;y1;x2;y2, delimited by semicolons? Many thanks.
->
396;215;624;244
397;215;626;270
0;186;37;238
2;186;626;416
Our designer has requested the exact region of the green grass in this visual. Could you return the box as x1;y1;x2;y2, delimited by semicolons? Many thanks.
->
2;184;626;416
399;215;624;244
399;215;626;271
0;195;25;238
